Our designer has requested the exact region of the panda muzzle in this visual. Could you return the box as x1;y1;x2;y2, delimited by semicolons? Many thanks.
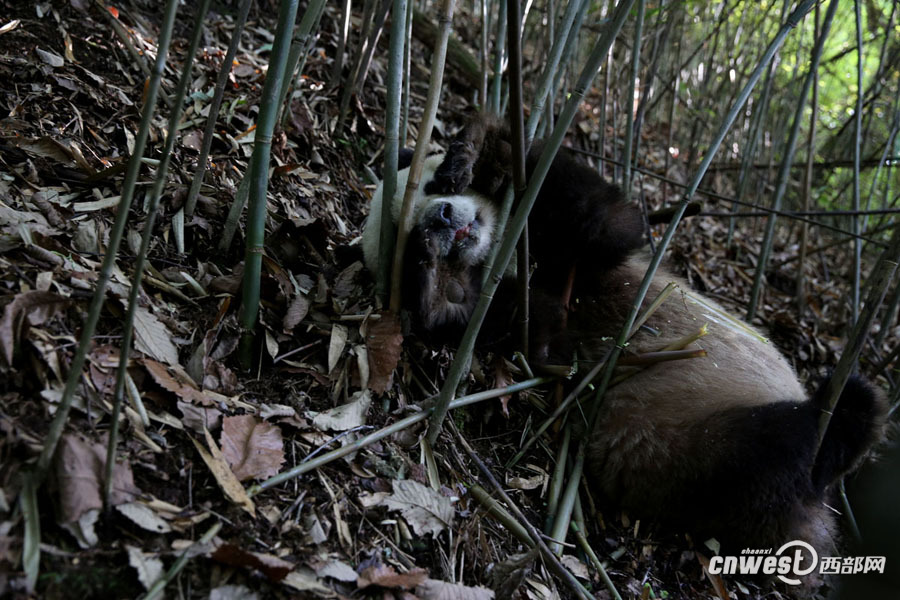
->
454;225;471;241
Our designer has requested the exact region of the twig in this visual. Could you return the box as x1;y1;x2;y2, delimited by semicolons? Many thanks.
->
455;426;595;600
246;377;553;496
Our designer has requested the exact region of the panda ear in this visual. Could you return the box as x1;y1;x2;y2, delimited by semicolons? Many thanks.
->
398;147;415;170
426;113;511;197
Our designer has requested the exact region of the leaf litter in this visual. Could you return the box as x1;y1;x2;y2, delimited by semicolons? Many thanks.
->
0;2;878;599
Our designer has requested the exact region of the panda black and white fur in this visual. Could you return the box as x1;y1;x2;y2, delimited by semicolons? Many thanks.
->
362;115;887;564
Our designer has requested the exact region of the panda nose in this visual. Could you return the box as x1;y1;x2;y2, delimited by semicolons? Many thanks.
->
438;203;453;225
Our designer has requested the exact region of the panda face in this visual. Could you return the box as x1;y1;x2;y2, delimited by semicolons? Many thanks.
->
362;153;501;338
411;192;497;268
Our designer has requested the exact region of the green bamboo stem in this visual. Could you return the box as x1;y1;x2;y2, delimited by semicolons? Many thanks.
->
507;0;529;356
237;0;302;369
469;485;533;543
401;0;414;143
621;0;644;195
545;422;571;546
457;429;593;600
479;0;489;105
851;0;864;325
427;0;637;446
246;377;552;496
378;0;409;303
526;0;587;144
329;0;352;88
796;2;819;316
19;471;39;592
571;520;624;600
35;0;182;478
183;0;253;220
725;7;782;248
548;445;583;554
275;0;328;126
816;225;900;452
746;0;838;321
218;174;250;253
105;0;212;507
388;0;457;313
490;0;508;113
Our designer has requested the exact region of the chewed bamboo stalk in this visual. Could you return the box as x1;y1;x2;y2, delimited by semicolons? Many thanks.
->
627;281;677;339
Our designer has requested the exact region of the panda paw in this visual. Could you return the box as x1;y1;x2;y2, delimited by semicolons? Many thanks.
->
811;374;888;491
426;114;512;198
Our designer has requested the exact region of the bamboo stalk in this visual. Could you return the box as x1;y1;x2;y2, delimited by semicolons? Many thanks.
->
490;0;507;113
142;521;222;600
816;225;900;452
507;0;529;356
388;0;458;313
796;1;820;316
427;0;637;446
850;0;865;325
237;0;302;369
275;0;328;127
377;0;410;303
183;0;253;220
105;0;212;508
621;0;644;194
746;0;838;321
246;377;552;495
35;0;182;478
545;421;571;540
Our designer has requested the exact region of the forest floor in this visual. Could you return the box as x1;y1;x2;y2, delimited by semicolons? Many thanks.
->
0;2;879;599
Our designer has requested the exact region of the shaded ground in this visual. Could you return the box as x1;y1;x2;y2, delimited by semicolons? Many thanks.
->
0;2;887;599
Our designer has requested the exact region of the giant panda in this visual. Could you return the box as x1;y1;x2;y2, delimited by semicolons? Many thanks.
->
362;114;887;567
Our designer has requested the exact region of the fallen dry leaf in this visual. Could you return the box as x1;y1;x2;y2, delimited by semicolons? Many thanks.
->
417;578;495;600
282;293;310;332
211;542;293;582
383;479;454;538
365;311;403;394
178;400;223;432
130;304;180;365
126;545;165;591
327;323;348;373
191;428;255;516
0;290;68;366
220;415;285;482
358;563;428;590
310;390;371;432
143;358;211;405
54;433;140;524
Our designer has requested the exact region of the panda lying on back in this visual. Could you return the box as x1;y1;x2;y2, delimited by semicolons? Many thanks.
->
362;114;886;567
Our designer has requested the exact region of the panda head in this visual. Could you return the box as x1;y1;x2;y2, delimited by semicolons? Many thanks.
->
408;187;497;268
363;153;497;270
362;152;499;335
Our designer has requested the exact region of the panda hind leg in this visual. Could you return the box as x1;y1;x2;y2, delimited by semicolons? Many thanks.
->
678;381;885;551
810;374;887;494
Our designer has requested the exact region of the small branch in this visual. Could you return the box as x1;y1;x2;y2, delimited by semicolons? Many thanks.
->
246;377;553;496
456;427;594;600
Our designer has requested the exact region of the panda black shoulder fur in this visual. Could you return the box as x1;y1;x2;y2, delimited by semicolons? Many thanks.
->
362;114;887;561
